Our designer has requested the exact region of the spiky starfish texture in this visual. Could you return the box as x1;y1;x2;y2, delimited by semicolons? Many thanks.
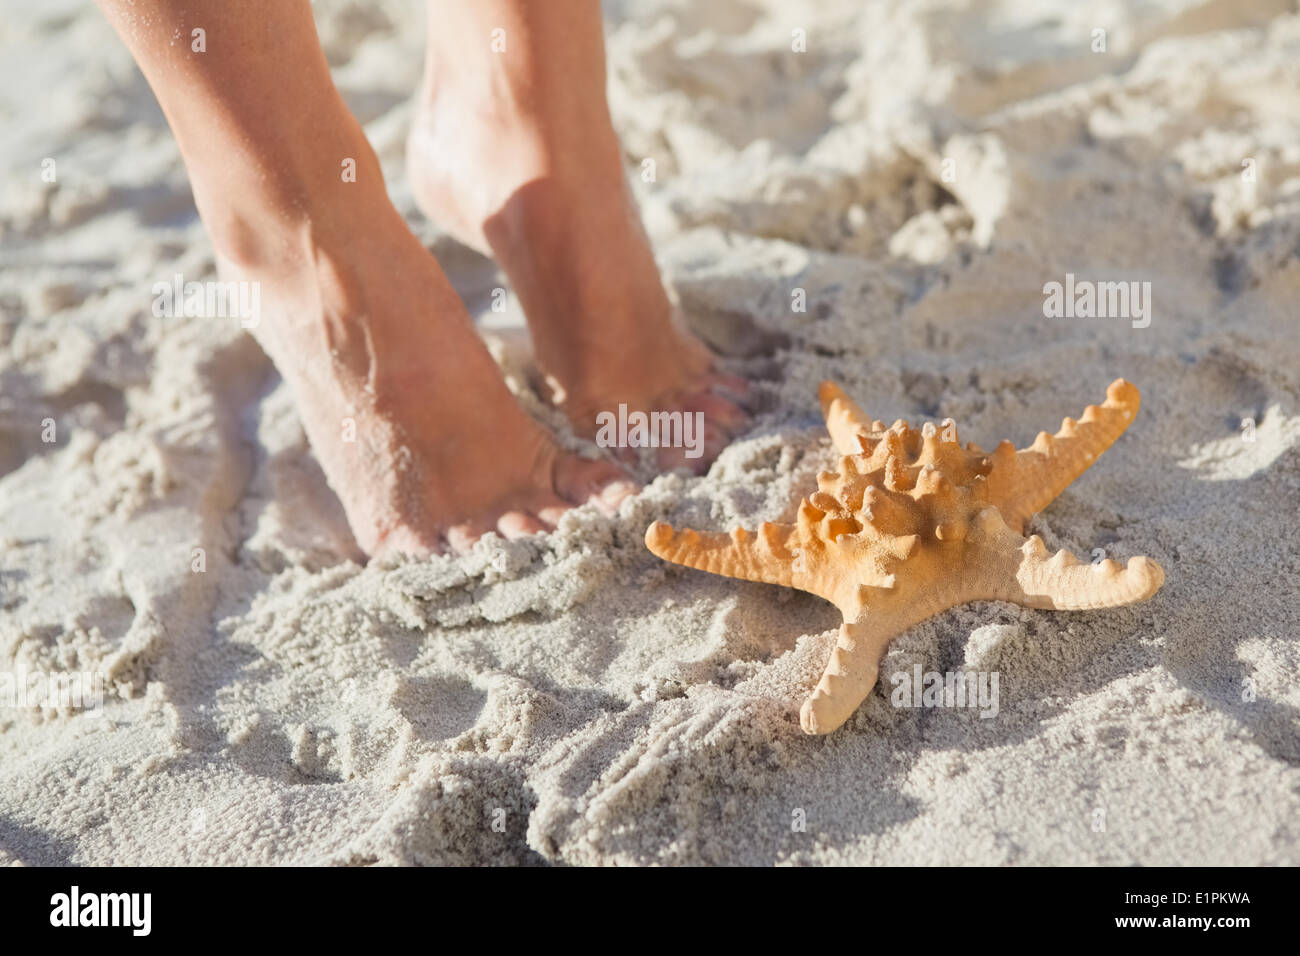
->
645;379;1164;735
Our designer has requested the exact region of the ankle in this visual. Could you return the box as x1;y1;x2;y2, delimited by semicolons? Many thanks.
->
193;117;386;272
418;64;624;186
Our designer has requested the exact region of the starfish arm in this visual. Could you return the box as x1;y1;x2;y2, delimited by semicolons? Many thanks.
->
800;607;908;735
818;381;877;456
990;379;1142;532
967;508;1164;610
645;520;797;587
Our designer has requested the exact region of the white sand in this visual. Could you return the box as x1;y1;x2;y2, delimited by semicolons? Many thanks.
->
2;0;1298;865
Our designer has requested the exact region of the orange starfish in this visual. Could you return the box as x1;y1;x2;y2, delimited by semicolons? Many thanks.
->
645;379;1164;734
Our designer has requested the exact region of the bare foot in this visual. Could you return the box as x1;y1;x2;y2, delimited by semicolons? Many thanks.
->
215;141;634;557
96;0;634;557
407;50;750;474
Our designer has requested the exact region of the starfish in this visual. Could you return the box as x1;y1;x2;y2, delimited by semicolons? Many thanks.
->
645;379;1165;735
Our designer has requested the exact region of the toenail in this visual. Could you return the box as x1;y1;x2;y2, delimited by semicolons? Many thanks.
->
600;480;639;504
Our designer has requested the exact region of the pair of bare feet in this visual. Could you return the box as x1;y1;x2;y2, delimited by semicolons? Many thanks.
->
99;0;749;557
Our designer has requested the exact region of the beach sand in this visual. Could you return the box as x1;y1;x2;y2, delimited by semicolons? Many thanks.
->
1;0;1297;865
